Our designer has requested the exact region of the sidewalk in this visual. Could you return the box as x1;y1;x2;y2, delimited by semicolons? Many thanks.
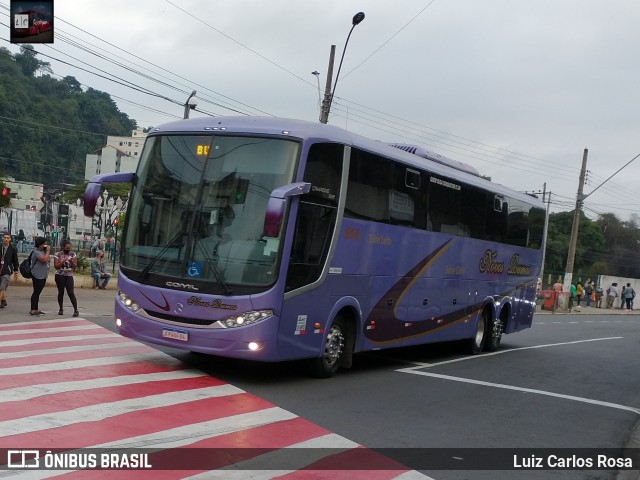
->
536;303;639;315
0;277;119;324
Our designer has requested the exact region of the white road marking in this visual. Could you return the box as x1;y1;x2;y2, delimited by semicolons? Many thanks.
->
1;369;209;401
0;340;140;360
395;336;637;416
1;385;245;436
397;337;623;369
0;352;180;376
397;368;640;416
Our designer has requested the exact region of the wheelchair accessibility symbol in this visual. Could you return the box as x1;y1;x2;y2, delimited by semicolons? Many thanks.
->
187;261;202;278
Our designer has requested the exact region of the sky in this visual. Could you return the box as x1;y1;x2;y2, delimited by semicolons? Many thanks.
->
1;0;639;221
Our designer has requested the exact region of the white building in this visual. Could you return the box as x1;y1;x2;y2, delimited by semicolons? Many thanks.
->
84;128;147;180
2;177;44;211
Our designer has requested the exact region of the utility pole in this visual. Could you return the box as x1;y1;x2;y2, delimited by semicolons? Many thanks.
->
319;45;336;124
539;183;549;287
563;148;588;292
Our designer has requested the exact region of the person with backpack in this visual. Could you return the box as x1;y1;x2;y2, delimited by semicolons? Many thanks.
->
623;283;636;311
29;236;51;316
0;232;19;309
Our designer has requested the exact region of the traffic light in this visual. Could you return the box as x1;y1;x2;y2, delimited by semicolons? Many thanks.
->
1;187;9;196
113;218;119;226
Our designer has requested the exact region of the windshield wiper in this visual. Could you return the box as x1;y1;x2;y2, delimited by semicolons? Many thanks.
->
136;231;185;282
194;239;232;295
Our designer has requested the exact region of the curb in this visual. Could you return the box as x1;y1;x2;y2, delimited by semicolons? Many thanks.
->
8;274;118;290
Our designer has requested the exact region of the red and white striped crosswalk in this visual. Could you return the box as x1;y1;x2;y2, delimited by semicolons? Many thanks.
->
0;318;432;479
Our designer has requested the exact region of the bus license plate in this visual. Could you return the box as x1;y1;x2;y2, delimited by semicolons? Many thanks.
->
162;328;189;342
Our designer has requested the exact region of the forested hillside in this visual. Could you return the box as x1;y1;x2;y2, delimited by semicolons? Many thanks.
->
0;45;136;185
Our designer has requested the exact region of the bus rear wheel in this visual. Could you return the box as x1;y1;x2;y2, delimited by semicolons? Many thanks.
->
484;315;503;352
466;310;487;355
311;316;346;378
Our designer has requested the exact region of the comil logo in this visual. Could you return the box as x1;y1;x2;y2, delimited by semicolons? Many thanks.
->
7;450;40;468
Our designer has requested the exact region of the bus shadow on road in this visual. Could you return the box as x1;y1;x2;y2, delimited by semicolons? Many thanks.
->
169;340;479;384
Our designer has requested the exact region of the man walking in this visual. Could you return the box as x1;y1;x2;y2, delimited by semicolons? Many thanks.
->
0;232;19;308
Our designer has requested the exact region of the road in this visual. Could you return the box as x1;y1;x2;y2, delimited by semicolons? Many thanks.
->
2;284;639;479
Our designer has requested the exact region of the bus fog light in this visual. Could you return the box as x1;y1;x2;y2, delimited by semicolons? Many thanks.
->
248;342;261;351
116;318;122;327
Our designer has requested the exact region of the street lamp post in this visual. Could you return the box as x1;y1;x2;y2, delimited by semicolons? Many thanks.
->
311;71;321;110
183;90;198;119
112;218;119;273
319;12;365;124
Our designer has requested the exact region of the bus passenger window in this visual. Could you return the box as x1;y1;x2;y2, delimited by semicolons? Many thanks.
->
427;176;460;234
345;149;390;223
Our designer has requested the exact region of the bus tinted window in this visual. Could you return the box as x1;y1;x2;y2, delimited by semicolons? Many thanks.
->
428;176;462;235
460;185;487;239
287;143;344;291
345;149;390;223
527;205;546;249
390;164;427;229
303;143;343;206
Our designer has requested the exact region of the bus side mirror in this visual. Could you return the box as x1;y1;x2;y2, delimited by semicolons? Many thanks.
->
262;182;311;238
83;172;135;217
263;198;286;238
83;181;100;217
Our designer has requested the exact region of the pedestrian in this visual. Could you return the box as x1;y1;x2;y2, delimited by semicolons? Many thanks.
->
584;281;593;307
568;282;576;311
575;280;584;307
53;239;79;317
595;285;604;308
619;285;626;309
552;277;563;310
623;283;635;311
29;236;51;316
606;283;618;309
0;232;20;309
91;251;112;289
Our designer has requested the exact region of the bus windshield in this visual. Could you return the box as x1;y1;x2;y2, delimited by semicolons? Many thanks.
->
122;134;299;290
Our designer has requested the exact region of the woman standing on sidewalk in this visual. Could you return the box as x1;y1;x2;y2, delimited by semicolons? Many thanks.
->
29;237;50;316
53;239;79;317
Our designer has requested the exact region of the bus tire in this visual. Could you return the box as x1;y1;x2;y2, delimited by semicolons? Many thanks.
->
484;313;503;352
310;316;346;378
466;310;487;355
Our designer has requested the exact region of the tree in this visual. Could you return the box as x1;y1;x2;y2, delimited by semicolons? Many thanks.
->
0;49;137;186
14;45;50;77
544;210;606;280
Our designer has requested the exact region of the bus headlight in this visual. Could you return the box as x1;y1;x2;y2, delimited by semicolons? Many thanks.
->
220;310;273;328
118;291;141;312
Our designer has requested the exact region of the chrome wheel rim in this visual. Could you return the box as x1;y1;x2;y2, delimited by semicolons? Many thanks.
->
323;324;344;368
475;315;486;347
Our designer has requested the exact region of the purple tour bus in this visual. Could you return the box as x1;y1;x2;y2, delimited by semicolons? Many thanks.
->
84;116;546;377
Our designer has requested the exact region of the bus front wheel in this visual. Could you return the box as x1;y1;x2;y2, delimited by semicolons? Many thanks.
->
310;316;346;378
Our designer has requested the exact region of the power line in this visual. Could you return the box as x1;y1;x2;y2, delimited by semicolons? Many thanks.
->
341;0;437;80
